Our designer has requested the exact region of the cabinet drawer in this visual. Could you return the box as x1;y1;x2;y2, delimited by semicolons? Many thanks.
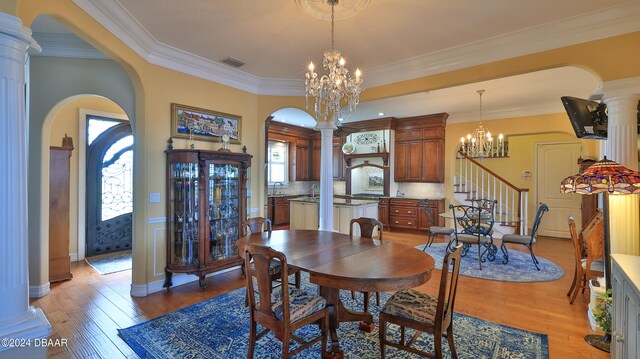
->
379;199;389;205
275;198;289;205
390;199;418;207
390;216;418;229
390;207;418;217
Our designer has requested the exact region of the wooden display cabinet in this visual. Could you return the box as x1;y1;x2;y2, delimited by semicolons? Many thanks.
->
164;148;252;290
49;135;74;283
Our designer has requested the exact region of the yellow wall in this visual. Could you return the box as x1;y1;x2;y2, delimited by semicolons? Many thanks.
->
49;96;126;258
0;1;17;15
15;0;640;292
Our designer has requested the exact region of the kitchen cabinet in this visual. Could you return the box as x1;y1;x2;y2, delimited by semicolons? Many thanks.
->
311;140;321;181
269;195;301;226
389;198;420;230
332;136;346;180
611;255;640;359
294;140;310;181
419;199;445;230
164;148;252;290
333;202;379;235
379;198;389;228
394;114;447;183
289;200;319;230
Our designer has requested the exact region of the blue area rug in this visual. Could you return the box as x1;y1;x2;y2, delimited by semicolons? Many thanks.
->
419;243;564;282
85;250;132;275
119;273;549;358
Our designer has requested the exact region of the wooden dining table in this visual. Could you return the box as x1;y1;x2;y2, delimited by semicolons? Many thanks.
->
240;229;435;358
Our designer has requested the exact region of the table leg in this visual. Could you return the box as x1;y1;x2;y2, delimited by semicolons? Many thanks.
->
319;286;374;358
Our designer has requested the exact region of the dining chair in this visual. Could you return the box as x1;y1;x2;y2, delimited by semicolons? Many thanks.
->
500;203;549;270
349;217;383;314
465;199;498;259
379;244;462;359
567;215;604;304
419;200;454;251
450;204;492;270
242;217;300;307
244;243;329;358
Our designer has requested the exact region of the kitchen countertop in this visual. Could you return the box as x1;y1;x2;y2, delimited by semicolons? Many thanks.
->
349;195;446;201
289;196;379;206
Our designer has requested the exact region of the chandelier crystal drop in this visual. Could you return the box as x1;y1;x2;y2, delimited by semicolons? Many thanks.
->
460;90;505;158
305;0;364;126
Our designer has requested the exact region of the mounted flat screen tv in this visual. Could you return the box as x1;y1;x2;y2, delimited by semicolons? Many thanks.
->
561;96;608;139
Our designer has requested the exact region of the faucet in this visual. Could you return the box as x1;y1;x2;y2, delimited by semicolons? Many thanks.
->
272;182;283;195
311;184;319;199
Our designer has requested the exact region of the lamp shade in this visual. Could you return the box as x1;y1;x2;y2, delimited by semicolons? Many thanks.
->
560;157;640;195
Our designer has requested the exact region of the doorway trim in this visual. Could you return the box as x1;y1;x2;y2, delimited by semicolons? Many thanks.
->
77;108;129;261
534;140;583;237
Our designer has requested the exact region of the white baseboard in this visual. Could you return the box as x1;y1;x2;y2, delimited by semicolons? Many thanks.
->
69;252;79;262
130;266;241;297
28;283;50;298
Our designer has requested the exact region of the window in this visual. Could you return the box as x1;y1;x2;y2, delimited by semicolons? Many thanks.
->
268;141;288;185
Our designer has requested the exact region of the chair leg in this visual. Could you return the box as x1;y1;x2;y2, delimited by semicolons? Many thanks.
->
294;270;301;289
351;291;356;300
378;314;387;359
434;330;444;359
477;243;483;270
570;274;584;304
375;292;380;306
528;246;540;270
321;312;328;358
567;267;578;297
281;331;290;359
248;319;257;358
447;325;458;359
500;242;510;265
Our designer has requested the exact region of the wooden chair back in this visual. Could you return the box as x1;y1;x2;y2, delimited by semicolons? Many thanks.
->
349;217;383;240
436;244;463;331
244;217;272;236
582;210;604;261
568;216;583;269
244;243;290;323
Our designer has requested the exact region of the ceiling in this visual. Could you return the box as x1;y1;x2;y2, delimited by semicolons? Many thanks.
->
29;1;640;126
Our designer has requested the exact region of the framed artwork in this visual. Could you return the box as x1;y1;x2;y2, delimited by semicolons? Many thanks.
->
171;103;241;143
367;172;384;189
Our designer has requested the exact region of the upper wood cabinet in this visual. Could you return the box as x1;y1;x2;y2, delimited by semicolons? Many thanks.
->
394;113;447;183
311;140;321;181
294;140;310;181
332;136;346;180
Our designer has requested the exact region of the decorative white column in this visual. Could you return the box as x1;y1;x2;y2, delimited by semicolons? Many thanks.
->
596;78;640;256
315;121;336;231
0;13;50;357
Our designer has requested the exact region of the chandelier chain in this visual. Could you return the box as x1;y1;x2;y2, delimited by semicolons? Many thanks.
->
331;2;335;50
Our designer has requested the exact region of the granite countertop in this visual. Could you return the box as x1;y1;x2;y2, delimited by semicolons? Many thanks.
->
350;195;446;201
289;196;378;206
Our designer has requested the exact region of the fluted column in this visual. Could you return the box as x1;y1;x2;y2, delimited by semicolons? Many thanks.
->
315;121;336;231
0;12;50;356
597;78;640;255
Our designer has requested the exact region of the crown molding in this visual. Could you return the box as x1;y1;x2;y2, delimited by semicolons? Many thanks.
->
29;32;108;59
73;0;640;96
365;1;640;88
592;76;640;99
446;101;564;124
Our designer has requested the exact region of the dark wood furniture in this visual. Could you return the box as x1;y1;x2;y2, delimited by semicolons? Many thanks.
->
244;243;328;358
379;245;462;359
383;198;445;232
244;217;273;235
49;135;74;283
394;113;447;183
241;230;435;357
164;148;252;290
568;214;604;304
349;218;383;315
379;198;389;228
332;136;346;180
266;119;325;182
501;203;549;270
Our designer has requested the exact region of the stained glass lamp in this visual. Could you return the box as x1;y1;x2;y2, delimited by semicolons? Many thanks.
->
560;156;640;352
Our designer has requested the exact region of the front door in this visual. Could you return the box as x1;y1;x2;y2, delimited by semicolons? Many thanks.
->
86;121;133;256
536;142;582;238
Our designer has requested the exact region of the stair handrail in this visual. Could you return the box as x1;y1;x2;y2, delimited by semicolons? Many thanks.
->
457;149;529;234
457;149;529;193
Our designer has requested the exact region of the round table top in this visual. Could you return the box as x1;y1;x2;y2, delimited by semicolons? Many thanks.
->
242;230;435;293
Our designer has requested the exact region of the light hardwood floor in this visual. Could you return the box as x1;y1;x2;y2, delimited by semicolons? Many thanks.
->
30;232;608;358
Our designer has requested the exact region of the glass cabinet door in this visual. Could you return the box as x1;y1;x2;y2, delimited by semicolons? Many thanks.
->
169;162;199;266
207;163;240;262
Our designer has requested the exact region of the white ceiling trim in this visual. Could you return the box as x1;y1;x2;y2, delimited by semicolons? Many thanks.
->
445;101;565;125
72;0;640;97
29;32;108;59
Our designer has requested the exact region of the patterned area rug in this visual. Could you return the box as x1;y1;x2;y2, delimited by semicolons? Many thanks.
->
119;273;549;358
419;243;564;282
85;250;132;275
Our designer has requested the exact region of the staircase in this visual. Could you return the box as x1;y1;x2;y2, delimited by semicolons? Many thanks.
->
453;150;529;238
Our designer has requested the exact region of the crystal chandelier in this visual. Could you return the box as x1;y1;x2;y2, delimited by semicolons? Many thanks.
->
460;90;505;158
305;0;364;126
